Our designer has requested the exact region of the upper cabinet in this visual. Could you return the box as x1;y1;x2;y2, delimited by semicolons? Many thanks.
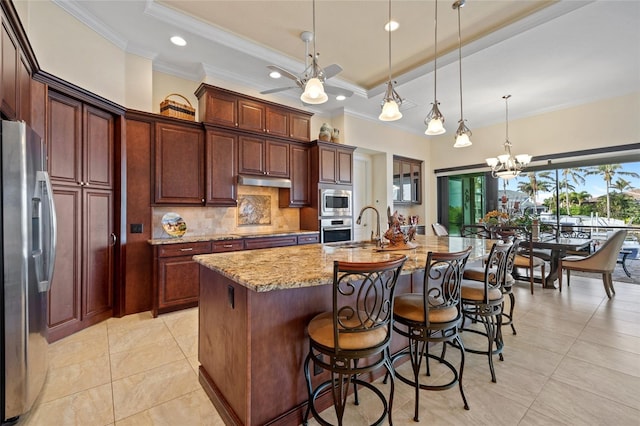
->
205;126;238;207
317;141;354;185
196;84;312;142
0;11;32;123
238;136;289;178
393;156;422;204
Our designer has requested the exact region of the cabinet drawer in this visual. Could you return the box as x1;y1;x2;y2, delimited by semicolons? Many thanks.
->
157;241;212;258
244;236;298;250
297;234;319;245
211;240;245;252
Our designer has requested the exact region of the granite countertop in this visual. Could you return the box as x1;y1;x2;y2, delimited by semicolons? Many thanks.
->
193;235;495;292
148;230;319;245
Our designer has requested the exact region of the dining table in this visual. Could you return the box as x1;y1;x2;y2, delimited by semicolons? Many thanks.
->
525;236;593;288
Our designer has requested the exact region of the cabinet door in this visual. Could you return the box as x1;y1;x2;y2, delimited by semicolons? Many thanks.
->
48;92;82;186
18;53;30;123
154;122;204;204
318;145;337;184
238;135;265;175
48;186;82;333
411;162;422;204
289;112;310;141
266;107;288;137
238;99;265;132
157;257;199;310
337;148;353;184
393;159;401;202
1;20;17;119
83;105;114;189
286;144;310;207
201;90;237;127
83;189;113;320
206;129;238;206
265;140;289;177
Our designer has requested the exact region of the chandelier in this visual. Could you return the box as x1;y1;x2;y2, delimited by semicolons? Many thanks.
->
486;95;532;180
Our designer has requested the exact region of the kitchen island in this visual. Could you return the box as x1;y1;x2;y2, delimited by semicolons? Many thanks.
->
194;235;493;426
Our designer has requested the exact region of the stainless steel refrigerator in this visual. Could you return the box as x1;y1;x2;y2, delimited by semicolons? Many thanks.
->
1;120;56;424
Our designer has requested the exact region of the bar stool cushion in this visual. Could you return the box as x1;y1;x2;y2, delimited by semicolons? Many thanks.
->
307;311;388;350
461;280;502;301
393;294;458;323
464;266;514;284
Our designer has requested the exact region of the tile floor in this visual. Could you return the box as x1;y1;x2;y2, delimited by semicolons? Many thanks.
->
17;274;640;425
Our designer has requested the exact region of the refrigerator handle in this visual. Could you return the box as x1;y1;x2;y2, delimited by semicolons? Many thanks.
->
35;170;57;292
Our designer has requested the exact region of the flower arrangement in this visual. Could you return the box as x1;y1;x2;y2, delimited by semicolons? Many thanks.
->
480;210;509;226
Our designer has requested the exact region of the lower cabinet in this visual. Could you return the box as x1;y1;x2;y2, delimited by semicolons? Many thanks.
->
153;241;211;317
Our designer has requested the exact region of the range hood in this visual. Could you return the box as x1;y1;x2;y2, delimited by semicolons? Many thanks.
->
237;174;292;189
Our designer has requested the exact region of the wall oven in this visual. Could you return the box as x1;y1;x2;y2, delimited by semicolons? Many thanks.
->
320;218;352;243
320;188;352;218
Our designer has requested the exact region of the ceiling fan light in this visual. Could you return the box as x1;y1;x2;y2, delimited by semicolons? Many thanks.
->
425;117;445;135
379;100;402;121
300;77;328;104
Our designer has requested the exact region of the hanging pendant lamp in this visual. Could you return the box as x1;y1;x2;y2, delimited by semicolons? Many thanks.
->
424;0;445;135
452;0;472;148
300;0;328;104
379;0;403;122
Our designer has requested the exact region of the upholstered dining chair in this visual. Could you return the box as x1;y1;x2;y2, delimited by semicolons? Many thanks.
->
559;229;627;298
390;247;472;421
460;241;512;383
431;222;449;237
303;256;407;426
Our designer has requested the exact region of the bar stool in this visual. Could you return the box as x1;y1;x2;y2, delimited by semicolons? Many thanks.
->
303;256;407;426
390;247;472;422
460;241;511;383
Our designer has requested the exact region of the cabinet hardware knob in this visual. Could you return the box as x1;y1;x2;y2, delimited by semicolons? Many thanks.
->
223;244;233;248
180;248;194;252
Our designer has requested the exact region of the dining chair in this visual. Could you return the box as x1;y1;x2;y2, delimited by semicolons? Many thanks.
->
431;222;449;237
390;247;472;421
302;256;407;426
559;229;627;298
460;241;512;383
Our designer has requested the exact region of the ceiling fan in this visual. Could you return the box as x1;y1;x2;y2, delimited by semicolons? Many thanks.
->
260;31;353;102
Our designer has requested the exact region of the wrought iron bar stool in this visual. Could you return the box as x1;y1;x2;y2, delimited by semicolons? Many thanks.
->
460;241;511;383
303;256;407;426
389;247;472;422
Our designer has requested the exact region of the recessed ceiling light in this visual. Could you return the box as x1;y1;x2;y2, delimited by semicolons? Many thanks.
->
170;36;187;46
269;71;281;79
336;95;346;101
384;20;399;32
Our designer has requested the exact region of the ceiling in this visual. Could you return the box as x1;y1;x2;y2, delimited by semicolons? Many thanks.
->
54;0;640;137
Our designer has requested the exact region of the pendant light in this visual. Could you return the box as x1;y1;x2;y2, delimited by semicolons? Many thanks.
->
379;0;403;121
452;0;472;148
424;0;445;135
300;0;328;104
486;95;532;180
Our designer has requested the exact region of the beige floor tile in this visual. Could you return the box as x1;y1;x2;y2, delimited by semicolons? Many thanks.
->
174;332;198;357
585;313;640;338
109;337;185;380
529;378;640;424
48;334;109;370
111;359;200;420
50;322;108;346
552;357;640;410
187;355;200;376
40;354;111;403
115;388;223;426
566;339;640;378
503;322;577;355
108;320;173;354
106;311;155;332
21;383;114;426
161;307;198;337
578;324;640;355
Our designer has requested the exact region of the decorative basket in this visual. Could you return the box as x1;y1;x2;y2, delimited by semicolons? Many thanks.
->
160;93;195;121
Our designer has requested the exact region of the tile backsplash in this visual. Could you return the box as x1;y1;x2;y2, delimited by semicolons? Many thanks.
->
152;186;301;238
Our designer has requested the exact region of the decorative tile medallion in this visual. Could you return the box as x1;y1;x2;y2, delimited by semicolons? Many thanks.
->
238;195;271;225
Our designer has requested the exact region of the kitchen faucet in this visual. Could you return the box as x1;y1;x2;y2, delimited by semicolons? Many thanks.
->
356;205;383;247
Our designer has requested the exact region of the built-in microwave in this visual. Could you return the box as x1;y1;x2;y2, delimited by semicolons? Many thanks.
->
320;188;352;217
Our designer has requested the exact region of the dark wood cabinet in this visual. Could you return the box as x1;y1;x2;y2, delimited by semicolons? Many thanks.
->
196;84;312;141
393;156;422;204
279;143;310;207
154;122;205;205
297;233;320;245
238;135;289;178
46;92;116;341
205;127;238;206
318;142;353;185
154;241;212;317
244;235;298;250
1;19;17;119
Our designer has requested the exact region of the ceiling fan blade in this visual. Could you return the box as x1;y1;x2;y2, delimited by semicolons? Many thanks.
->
267;65;300;82
323;64;343;80
324;85;353;97
260;86;299;95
